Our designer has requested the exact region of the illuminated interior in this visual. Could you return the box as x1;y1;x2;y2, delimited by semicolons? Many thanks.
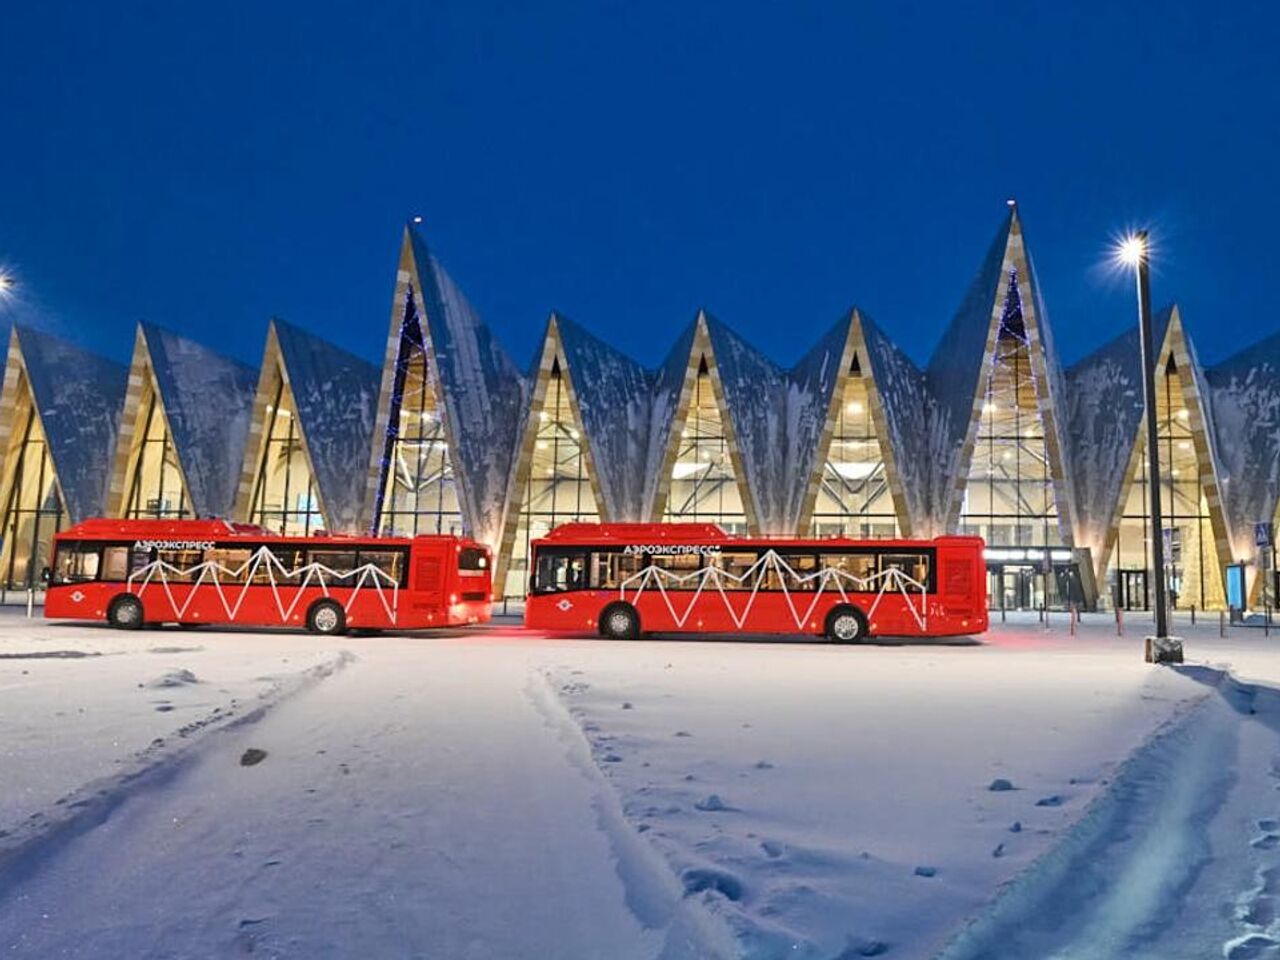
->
248;371;323;536
504;360;598;596
0;381;66;589
662;357;747;532
376;314;462;537
959;271;1061;549
1111;357;1225;610
123;382;191;518
809;354;899;537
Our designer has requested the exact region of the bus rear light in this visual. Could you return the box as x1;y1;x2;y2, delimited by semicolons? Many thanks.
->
449;593;457;604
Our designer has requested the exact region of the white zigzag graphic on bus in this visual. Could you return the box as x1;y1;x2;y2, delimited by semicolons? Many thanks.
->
619;549;928;631
127;546;400;624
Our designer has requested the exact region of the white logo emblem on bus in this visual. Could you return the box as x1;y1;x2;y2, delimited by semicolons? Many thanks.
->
556;598;573;612
70;590;85;603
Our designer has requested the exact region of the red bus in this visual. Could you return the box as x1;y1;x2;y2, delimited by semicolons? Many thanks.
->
525;523;986;641
44;518;492;634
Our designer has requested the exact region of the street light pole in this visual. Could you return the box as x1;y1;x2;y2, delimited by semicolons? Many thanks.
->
1127;231;1182;663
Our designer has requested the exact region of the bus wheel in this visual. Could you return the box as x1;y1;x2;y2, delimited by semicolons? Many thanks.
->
107;595;144;630
825;605;867;644
600;602;640;640
307;600;347;636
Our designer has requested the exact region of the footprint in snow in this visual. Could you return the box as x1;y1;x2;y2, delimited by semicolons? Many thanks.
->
1260;819;1280;832
1251;834;1280;851
1223;933;1280;959
694;794;733;812
1035;795;1064;807
760;839;786;859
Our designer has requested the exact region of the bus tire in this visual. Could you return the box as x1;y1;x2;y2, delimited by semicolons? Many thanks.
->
825;605;868;644
599;602;640;640
307;600;347;636
107;594;144;630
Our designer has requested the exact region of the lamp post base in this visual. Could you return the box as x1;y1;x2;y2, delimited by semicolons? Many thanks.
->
1144;636;1185;664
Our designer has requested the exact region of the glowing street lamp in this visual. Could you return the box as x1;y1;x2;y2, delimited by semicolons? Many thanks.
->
1116;230;1181;663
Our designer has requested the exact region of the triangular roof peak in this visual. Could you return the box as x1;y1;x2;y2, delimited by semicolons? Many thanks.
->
0;324;127;523
108;323;257;520
547;311;653;521
363;222;525;546
234;319;378;533
925;205;1074;538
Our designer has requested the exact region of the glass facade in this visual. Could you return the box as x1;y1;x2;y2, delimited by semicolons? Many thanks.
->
809;355;899;538
1110;357;1225;611
958;271;1074;610
662;359;747;532
376;328;462;537
0;403;66;589
248;375;323;536
505;360;598;597
124;389;191;518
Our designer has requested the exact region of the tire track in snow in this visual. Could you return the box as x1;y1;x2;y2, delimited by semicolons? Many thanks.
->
0;650;355;900
529;670;739;960
936;667;1280;960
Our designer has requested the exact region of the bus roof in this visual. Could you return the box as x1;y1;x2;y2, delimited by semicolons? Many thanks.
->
534;522;983;551
54;517;482;548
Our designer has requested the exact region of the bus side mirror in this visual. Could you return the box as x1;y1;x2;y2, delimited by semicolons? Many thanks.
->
39;566;51;583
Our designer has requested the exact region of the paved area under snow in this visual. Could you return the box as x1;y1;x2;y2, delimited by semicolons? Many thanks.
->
1;610;1279;958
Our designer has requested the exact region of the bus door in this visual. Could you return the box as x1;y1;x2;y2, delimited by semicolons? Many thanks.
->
411;540;447;610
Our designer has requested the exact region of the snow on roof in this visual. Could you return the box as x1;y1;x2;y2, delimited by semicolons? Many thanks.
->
926;211;1013;473
409;227;527;545
703;312;791;533
784;313;850;531
643;318;698;517
141;323;257;519
1206;328;1280;548
15;324;127;522
272;319;380;533
1063;308;1174;555
860;312;939;530
553;313;653;522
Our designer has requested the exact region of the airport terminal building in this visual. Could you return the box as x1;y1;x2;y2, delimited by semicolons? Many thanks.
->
3;205;1278;612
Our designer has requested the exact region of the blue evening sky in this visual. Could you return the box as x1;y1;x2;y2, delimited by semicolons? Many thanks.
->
3;2;1277;371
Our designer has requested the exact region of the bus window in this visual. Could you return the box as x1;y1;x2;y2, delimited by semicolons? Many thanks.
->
765;554;817;591
308;550;358;573
130;546;156;577
358;550;407;586
102;546;129;581
592;551;645;589
880;553;931;588
646;553;703;588
458;547;488;573
716;552;758;587
206;547;254;583
821;553;877;589
534;550;590;593
53;543;100;583
151;548;204;582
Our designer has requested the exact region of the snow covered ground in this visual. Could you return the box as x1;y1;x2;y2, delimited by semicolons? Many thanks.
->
0;610;1278;958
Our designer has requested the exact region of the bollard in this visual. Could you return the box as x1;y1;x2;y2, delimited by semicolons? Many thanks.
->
26;588;34;619
1267;605;1272;638
1069;604;1077;637
503;596;509;617
1116;607;1124;637
1191;604;1196;626
1220;609;1227;638
1042;603;1049;631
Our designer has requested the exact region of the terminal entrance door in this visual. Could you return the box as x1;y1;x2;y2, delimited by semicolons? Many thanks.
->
989;563;1045;611
1117;569;1148;611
